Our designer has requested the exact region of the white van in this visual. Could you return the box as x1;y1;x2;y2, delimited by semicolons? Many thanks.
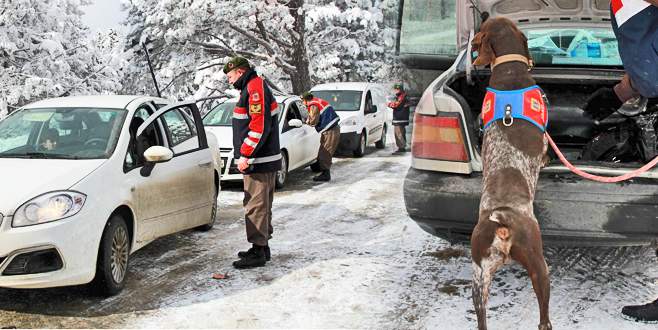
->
311;82;391;157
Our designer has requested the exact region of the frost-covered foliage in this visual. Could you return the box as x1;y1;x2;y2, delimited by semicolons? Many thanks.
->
0;0;126;115
121;0;401;101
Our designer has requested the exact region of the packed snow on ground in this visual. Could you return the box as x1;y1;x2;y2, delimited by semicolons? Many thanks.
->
0;140;655;329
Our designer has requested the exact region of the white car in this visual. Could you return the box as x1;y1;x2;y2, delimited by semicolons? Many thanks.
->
310;82;391;157
0;96;221;295
203;95;321;188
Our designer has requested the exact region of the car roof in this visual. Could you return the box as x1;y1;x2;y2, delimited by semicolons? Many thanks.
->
311;82;373;92
22;95;164;110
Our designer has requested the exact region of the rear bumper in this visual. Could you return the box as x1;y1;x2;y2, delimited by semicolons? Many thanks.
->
339;132;360;151
404;168;658;247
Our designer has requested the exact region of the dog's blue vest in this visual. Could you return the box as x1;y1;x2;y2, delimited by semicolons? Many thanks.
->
481;85;548;132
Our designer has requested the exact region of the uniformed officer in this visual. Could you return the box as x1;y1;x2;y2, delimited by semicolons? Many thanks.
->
224;56;281;269
387;83;410;153
302;92;341;182
583;0;658;322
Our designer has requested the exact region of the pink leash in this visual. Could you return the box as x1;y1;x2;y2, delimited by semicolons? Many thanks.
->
546;133;658;183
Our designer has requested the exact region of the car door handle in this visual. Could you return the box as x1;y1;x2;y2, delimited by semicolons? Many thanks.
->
198;161;212;168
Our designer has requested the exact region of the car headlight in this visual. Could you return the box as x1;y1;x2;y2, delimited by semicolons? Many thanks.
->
12;191;86;227
343;117;358;126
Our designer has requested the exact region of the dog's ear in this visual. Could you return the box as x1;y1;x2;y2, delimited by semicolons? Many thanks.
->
472;32;495;66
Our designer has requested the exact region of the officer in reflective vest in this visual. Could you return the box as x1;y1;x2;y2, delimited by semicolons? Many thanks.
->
387;83;410;153
302;92;341;182
224;56;281;269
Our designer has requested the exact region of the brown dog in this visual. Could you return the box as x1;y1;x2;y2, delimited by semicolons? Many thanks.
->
470;18;552;330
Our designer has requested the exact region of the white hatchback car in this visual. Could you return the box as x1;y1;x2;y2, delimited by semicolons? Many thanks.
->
0;96;221;295
203;95;321;188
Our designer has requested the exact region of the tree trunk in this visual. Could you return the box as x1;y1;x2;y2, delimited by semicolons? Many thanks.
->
286;0;312;95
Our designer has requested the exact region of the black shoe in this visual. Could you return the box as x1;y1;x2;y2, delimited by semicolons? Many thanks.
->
622;298;658;323
233;246;267;269
313;170;331;182
238;245;271;261
310;162;322;173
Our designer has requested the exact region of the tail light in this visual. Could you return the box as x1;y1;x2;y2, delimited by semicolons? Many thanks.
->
412;113;469;162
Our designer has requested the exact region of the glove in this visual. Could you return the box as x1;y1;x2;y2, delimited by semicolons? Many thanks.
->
582;87;623;120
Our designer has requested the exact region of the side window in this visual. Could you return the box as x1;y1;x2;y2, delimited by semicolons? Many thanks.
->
125;104;161;171
399;0;457;56
296;101;309;122
162;108;200;154
365;92;374;114
283;104;303;133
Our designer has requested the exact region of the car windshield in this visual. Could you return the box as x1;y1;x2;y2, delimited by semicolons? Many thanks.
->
203;102;235;126
524;27;623;67
311;91;363;111
0;107;127;159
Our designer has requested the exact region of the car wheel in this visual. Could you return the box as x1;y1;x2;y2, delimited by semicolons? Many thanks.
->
275;151;288;189
353;132;366;157
92;215;130;296
196;183;218;231
375;125;387;149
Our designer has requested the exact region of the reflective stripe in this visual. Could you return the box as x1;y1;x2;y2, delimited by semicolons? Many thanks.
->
233;113;248;119
271;108;280;117
613;0;651;27
248;131;262;139
251;153;282;164
319;117;340;133
243;138;258;147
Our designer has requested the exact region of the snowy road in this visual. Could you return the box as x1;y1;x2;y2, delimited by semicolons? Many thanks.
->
0;139;656;329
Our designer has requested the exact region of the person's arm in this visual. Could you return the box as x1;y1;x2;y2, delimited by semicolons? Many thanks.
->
307;104;320;126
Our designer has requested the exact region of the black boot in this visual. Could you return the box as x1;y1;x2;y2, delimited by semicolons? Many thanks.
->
310;162;322;173
233;245;267;269
238;244;271;261
313;170;331;182
622;298;658;323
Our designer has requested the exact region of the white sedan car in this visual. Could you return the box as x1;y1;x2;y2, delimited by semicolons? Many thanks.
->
203;95;321;188
0;95;221;295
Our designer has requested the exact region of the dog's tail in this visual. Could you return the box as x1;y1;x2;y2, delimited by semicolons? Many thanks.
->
488;207;519;240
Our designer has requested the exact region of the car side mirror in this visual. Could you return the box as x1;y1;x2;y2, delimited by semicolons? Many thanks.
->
288;119;303;128
140;146;173;177
372;105;378;113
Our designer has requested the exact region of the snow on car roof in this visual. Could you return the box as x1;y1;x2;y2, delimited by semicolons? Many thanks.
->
22;95;160;110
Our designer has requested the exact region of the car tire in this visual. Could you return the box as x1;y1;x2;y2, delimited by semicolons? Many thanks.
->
375;125;387;149
196;183;218;232
353;132;366;158
275;151;288;189
92;215;130;296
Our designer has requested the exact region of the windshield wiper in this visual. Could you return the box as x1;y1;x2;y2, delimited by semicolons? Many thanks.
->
0;152;80;159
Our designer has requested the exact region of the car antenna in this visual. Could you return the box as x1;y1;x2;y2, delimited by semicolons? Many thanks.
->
142;42;162;98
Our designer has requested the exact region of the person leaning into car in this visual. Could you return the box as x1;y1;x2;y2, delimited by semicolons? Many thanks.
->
302;91;341;182
224;56;281;269
583;0;658;322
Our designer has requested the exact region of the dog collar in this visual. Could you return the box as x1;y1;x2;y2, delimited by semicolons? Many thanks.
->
481;85;548;132
491;54;534;70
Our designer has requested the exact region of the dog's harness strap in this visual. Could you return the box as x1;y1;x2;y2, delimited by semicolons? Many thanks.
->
491;54;534;70
481;85;548;132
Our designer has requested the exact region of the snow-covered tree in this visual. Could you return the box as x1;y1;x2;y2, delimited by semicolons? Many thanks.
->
0;0;125;115
121;0;401;100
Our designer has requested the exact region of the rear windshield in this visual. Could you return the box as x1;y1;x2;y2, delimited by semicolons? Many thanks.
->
311;90;363;112
524;28;623;67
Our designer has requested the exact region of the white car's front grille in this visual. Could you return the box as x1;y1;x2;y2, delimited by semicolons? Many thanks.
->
0;213;3;227
219;147;233;153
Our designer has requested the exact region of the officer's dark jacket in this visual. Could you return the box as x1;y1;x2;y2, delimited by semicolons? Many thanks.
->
612;0;658;98
232;69;282;173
